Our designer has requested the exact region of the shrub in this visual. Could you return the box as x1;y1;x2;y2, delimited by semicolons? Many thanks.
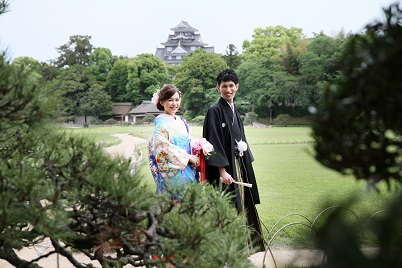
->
275;114;291;126
117;121;131;126
89;118;103;125
142;113;155;124
191;115;205;126
105;118;117;124
183;110;194;121
244;112;258;125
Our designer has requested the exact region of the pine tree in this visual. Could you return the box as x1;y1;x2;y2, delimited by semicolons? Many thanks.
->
0;4;255;267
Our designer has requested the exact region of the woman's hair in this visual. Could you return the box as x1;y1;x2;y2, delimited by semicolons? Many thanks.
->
216;68;239;86
156;84;181;111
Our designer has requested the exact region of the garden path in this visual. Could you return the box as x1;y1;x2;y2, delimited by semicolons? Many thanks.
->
104;133;146;158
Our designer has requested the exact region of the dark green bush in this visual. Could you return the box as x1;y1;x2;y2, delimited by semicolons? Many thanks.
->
274;114;291;126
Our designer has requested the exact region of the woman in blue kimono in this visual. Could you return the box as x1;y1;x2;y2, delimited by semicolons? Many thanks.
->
147;84;199;195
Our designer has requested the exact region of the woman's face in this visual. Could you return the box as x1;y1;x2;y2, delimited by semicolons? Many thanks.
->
160;92;181;115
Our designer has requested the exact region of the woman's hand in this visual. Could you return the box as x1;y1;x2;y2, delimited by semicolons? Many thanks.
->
188;154;200;167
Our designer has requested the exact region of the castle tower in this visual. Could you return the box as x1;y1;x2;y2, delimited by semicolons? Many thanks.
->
155;20;214;65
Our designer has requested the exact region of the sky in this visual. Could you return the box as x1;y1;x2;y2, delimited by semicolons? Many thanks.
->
0;0;398;63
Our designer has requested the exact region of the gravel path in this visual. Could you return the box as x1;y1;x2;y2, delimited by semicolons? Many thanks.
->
104;133;146;158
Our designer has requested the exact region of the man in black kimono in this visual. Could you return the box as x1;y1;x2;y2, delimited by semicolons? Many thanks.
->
203;68;265;252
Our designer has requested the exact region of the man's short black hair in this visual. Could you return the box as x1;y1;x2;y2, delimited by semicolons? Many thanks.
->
216;68;238;86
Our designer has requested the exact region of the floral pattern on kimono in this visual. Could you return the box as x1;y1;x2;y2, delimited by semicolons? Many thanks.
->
147;114;196;193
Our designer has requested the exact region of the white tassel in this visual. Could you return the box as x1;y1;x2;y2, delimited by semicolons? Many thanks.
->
236;139;248;156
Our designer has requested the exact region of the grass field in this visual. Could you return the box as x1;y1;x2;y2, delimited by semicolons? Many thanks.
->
63;124;400;248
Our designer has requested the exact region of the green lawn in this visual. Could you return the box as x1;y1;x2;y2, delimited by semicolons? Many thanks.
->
63;124;399;248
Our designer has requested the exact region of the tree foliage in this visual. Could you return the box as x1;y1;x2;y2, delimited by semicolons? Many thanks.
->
53;35;94;68
88;47;117;82
237;56;296;117
79;86;113;121
106;58;130;102
126;53;170;105
0;45;253;268
3;7;355;122
237;25;347;118
106;54;169;105
11;56;42;83
12;56;41;71
174;49;227;115
311;3;402;186
242;25;304;61
47;65;96;115
310;5;402;267
37;62;60;84
223;44;242;69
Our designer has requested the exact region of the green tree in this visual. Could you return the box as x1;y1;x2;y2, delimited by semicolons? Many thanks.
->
53;35;94;68
312;5;402;185
278;43;299;75
37;61;60;84
238;25;321;117
47;65;96;115
297;51;326;107
278;40;308;75
174;49;227;116
11;56;42;82
223;44;242;69
12;56;41;71
106;58;130;102
298;52;325;84
79;86;113;123
296;33;345;112
242;25;304;61
88;47;117;82
304;33;344;80
237;26;347;118
237;56;297;117
166;64;179;80
126;53;170;105
311;5;402;266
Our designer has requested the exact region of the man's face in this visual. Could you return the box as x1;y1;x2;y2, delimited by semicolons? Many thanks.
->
217;80;239;105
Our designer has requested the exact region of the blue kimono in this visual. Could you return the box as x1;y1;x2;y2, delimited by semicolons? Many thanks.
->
147;114;197;194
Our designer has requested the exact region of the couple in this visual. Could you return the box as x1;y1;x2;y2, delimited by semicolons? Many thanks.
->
147;68;265;252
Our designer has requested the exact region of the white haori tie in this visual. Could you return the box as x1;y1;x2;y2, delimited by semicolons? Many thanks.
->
235;139;248;157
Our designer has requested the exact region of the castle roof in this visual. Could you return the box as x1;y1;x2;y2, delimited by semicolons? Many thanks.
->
171;20;198;33
171;45;188;55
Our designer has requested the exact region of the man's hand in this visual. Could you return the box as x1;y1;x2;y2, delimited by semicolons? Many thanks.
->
219;167;235;184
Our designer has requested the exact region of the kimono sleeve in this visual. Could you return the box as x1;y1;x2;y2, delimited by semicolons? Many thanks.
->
152;121;189;171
